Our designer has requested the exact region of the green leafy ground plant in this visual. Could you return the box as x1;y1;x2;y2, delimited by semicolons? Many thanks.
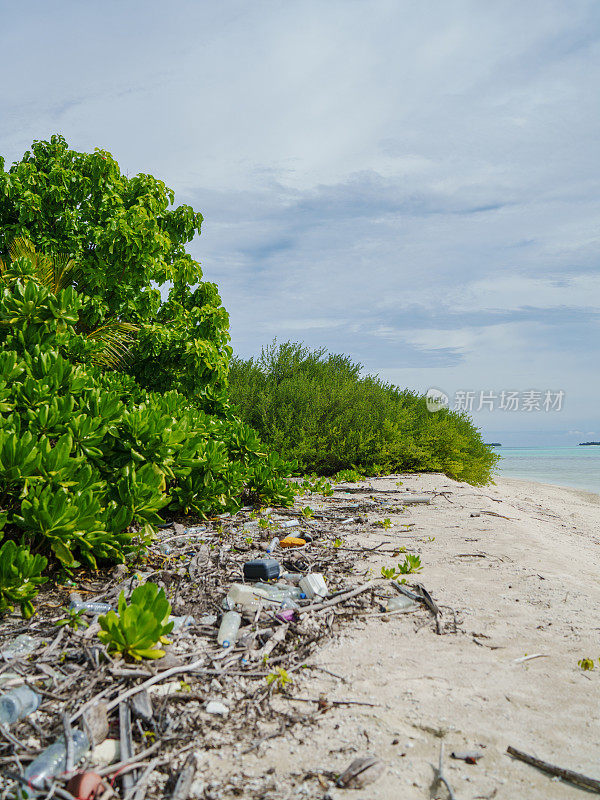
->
98;583;173;661
0;540;47;618
398;554;422;574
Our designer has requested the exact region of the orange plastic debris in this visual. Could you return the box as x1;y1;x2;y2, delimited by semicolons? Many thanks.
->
279;536;306;548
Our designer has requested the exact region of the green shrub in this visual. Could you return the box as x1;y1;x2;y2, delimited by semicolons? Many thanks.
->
98;583;173;661
0;139;295;616
229;341;498;484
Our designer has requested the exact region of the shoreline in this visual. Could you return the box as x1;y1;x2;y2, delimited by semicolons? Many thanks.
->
239;471;600;799
495;474;600;505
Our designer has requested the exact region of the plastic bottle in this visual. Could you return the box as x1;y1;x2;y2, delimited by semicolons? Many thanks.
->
0;686;41;725
280;571;303;585
266;536;279;553
252;583;304;602
0;634;38;661
385;595;417;612
280;519;299;529
217;611;241;648
299;574;328;599
227;583;268;605
69;598;112;615
24;730;89;789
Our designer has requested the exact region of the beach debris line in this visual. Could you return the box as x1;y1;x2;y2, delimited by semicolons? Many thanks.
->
0;481;458;797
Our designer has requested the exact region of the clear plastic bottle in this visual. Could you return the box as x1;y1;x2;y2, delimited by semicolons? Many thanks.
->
227;583;268;608
385;595;417;612
252;583;302;602
280;571;302;585
69;599;112;615
0;634;38;661
0;686;41;725
217;611;242;648
24;730;89;789
266;536;279;553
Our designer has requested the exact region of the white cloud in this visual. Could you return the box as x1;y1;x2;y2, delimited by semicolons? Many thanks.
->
1;0;599;436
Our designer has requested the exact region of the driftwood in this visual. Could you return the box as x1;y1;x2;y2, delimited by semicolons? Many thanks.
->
506;746;600;793
434;741;457;799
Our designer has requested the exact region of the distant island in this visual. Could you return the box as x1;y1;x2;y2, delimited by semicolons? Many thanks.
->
485;442;502;447
579;442;600;446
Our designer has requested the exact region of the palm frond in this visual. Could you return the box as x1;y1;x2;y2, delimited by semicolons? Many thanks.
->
7;237;54;287
85;322;139;369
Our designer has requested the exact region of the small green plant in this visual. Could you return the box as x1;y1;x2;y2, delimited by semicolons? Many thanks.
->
333;468;365;483
380;565;399;580
425;536;435;543
258;517;274;530
266;667;291;691
398;554;422;574
374;518;392;529
55;607;89;630
244;536;253;545
295;476;333;496
300;506;314;518
395;481;403;487
98;583;173;661
0;540;48;618
578;658;595;671
333;537;344;548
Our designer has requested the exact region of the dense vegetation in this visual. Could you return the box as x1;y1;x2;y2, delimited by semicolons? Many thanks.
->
229;341;498;485
0;137;293;617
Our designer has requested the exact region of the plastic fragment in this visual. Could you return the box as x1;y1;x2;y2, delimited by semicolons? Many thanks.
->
169;615;196;631
0;634;38;661
205;700;229;716
66;771;103;800
279;536;306;548
299;573;328;599
451;750;483;763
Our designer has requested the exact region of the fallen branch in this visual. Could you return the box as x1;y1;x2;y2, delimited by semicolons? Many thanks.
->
434;741;457;800
506;746;600;793
71;659;206;723
299;581;377;615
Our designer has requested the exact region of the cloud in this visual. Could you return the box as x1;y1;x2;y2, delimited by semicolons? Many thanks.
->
1;0;599;439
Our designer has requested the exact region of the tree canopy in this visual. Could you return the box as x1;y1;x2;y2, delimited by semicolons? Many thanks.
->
0;135;231;407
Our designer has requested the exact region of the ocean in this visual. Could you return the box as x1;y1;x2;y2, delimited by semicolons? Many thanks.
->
493;446;600;494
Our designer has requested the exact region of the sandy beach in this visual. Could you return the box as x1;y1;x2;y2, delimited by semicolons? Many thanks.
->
201;473;600;799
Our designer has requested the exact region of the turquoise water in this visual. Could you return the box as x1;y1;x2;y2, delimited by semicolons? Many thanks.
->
493;446;600;494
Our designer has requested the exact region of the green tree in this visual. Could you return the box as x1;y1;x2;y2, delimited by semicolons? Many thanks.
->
0;135;231;408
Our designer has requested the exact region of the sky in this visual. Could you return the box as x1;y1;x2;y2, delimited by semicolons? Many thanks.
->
0;0;598;446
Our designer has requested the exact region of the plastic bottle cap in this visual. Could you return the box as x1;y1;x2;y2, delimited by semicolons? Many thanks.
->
222;641;230;648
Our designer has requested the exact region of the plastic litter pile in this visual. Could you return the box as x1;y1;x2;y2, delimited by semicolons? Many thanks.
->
0;486;443;799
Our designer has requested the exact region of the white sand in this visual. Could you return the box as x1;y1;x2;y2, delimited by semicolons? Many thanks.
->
224;473;600;799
